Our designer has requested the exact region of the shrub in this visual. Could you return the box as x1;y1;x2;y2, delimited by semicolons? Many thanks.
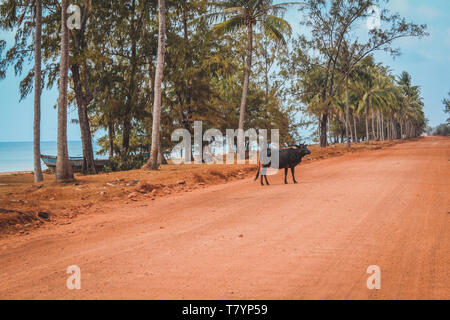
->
105;154;149;172
432;124;450;136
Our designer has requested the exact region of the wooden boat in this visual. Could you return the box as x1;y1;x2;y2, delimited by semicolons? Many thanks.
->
40;155;110;173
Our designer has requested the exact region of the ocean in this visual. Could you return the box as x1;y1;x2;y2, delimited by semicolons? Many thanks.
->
0;141;105;173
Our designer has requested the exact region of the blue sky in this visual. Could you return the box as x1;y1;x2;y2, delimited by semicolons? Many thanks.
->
0;0;449;143
375;0;450;128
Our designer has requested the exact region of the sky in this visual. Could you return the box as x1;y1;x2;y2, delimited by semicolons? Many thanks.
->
0;0;449;143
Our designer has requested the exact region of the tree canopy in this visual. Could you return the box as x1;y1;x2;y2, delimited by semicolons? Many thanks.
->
0;0;432;172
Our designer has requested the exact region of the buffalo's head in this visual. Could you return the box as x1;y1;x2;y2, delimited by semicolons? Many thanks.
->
295;144;311;156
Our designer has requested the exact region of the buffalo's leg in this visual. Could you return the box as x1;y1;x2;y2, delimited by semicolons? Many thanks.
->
291;167;298;184
284;167;288;184
261;167;266;186
261;167;270;185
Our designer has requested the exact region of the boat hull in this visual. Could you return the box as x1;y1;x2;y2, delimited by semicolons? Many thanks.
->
40;155;109;173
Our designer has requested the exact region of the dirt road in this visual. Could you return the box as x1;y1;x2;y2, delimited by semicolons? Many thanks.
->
0;137;448;299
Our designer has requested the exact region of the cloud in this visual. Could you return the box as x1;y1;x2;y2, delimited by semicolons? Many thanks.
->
415;5;445;19
388;1;447;21
388;0;411;15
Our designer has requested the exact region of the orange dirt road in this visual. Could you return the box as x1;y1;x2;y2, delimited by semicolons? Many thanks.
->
0;137;449;299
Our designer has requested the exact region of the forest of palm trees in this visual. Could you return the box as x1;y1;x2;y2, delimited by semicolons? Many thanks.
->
0;0;429;184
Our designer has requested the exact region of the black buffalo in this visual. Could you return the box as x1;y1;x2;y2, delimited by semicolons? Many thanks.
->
254;144;311;186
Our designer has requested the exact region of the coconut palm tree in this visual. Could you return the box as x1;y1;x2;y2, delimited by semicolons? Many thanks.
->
397;72;425;139
208;0;300;145
56;0;74;182
443;92;450;124
356;68;395;141
33;0;43;182
352;57;377;143
8;0;44;182
145;0;166;170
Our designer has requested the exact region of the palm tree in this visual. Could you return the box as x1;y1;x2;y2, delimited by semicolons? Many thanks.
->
339;40;357;147
209;0;299;147
33;0;43;182
145;0;166;170
10;0;44;181
356;68;395;141
353;57;376;143
56;0;74;182
397;72;425;138
443;92;450;124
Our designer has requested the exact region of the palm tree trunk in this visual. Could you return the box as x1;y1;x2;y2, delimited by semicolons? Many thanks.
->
349;115;353;143
389;119;392;139
365;101;369;144
389;118;392;140
376;110;380;140
77;100;96;174
386;117;389;140
157;136;167;165
320;113;329;147
318;116;321;143
72;64;96;174
389;118;395;140
327;114;331;145
33;0;43;183
345;77;351;147
146;0;166;170
387;117;390;140
237;23;253;155
108;120;114;158
390;118;393;140
56;0;74;183
400;120;404;139
371;104;375;141
395;120;398;139
379;114;382;140
395;121;397;139
353;115;358;143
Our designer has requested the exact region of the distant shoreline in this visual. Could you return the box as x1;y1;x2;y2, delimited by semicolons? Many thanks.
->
0;141;102;173
0;141;82;144
0;171;33;176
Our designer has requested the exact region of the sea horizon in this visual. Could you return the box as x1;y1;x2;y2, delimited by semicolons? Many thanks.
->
0;140;82;143
0;141;105;173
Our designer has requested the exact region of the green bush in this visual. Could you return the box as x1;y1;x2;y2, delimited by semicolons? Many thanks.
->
432;124;450;137
105;153;149;172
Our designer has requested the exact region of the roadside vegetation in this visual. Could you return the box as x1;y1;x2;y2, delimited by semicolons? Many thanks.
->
426;92;450;137
0;0;430;181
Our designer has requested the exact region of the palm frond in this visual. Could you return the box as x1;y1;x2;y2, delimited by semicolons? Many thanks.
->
261;14;292;45
224;7;245;14
213;15;244;33
196;11;227;24
262;21;286;45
